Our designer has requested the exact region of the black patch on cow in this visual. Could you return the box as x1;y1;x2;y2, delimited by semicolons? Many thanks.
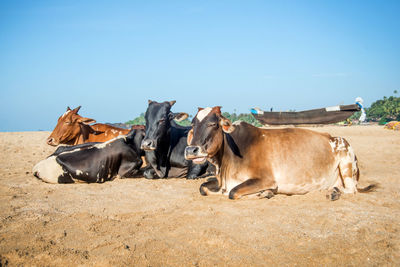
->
53;129;144;183
57;173;75;183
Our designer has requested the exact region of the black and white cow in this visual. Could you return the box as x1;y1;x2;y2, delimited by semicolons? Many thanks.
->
140;100;211;179
33;129;145;183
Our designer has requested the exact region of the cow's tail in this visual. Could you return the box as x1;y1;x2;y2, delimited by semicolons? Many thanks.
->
333;137;377;194
354;157;378;193
357;184;378;193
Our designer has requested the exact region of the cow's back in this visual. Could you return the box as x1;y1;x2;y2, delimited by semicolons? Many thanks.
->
83;124;131;143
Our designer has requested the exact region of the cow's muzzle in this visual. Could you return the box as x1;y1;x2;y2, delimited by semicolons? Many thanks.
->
47;137;58;146
141;139;156;151
184;146;208;164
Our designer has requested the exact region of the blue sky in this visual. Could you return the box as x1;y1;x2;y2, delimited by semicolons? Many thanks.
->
1;0;399;131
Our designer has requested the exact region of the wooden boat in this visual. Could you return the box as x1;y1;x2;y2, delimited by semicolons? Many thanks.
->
250;104;361;125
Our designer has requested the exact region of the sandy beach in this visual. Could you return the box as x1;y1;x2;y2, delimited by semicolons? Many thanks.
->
0;125;399;266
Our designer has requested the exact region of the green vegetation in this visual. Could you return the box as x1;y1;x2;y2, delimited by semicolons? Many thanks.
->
126;113;192;127
349;111;361;120
126;112;262;127
366;93;400;122
126;113;145;125
221;112;263;127
176;118;192;126
350;91;400;123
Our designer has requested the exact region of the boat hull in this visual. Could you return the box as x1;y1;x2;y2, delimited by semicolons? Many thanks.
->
251;104;360;125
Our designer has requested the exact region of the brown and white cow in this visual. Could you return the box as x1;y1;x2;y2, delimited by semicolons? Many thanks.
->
47;106;144;146
185;106;373;200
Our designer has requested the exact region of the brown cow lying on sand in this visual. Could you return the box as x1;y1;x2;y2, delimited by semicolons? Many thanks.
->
47;106;144;146
184;106;374;200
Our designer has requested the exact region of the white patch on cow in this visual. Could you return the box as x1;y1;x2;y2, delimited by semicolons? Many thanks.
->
224;179;241;195
329;137;347;153
111;129;118;134
329;139;336;152
232;120;242;125
32;156;66;184
345;145;358;173
55;145;95;156
95;136;125;149
277;178;327;195
61;110;71;118
76;169;83;176
196;107;212;122
343;177;357;193
337;138;347;151
273;167;331;195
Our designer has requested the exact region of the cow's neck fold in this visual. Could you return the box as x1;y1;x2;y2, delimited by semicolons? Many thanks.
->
207;132;229;175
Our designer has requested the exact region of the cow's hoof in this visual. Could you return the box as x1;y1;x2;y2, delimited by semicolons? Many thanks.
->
228;191;238;200
327;187;341;201
199;185;207;196
258;190;274;199
143;169;158;179
187;174;198;180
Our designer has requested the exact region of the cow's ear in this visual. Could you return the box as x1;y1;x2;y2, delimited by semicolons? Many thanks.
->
173;112;189;122
125;129;136;142
78;123;99;141
72;106;81;114
187;129;193;145
148;100;153;104
169;100;176;106
67;106;71;111
220;117;235;133
212;106;222;115
78;117;96;124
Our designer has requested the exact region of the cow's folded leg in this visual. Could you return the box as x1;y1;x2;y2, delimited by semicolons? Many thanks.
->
120;167;143;178
199;178;221;196
229;178;276;200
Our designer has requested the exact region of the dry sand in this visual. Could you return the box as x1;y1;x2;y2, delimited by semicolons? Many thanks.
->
0;125;399;266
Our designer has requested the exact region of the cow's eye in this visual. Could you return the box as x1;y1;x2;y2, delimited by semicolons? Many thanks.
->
208;122;217;127
65;121;72;125
159;119;165;124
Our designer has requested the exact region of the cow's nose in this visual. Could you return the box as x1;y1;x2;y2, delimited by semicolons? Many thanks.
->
47;138;54;145
141;139;156;150
185;146;199;158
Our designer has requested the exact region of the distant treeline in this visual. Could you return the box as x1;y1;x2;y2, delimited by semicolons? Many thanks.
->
127;92;400;126
351;91;400;124
126;112;263;127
